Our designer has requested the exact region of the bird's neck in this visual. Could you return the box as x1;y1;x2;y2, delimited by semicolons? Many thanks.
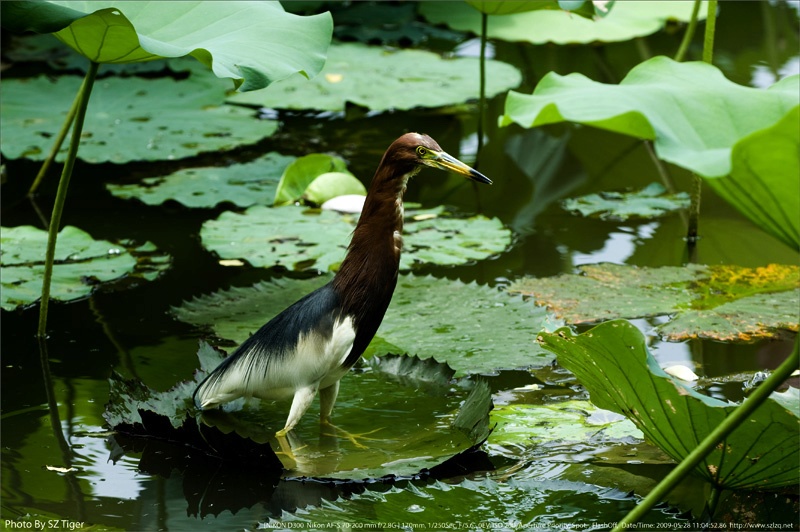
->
332;164;417;317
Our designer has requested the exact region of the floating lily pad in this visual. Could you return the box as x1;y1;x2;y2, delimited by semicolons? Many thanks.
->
1;225;170;310
491;400;643;448
2;1;332;91
538;321;800;489
106;340;492;479
563;183;690;221
420;1;702;44
199;205;512;272
106;153;296;208
1;75;278;163
277;477;680;528
173;274;556;377
509;263;800;342
227;42;522;112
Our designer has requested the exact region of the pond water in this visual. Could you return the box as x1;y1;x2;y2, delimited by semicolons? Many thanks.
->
2;2;799;531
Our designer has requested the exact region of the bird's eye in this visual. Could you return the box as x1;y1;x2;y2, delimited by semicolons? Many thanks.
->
416;146;427;157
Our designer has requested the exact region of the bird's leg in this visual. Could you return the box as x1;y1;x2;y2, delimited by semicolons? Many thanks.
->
276;385;318;438
319;381;382;449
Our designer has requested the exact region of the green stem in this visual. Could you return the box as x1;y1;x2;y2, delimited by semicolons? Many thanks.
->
28;88;81;196
706;485;722;519
477;11;488;163
703;0;718;64
37;61;99;337
612;337;799;532
687;173;702;245
674;0;702;62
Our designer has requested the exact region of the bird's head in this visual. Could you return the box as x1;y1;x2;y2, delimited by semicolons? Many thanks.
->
388;133;493;185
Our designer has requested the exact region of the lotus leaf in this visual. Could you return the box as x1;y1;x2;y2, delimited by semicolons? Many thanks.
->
1;225;169;310
303;172;367;206
278;477;681;528
0;75;277;163
173;274;556;376
226;42;522;112
563;183;690;221
106;340;492;479
501;57;799;178
1;1;332;92
106;152;296;208
420;1;702;44
199;205;511;272
538;321;800;489
706;106;800;249
273;153;353;206
509;263;800;342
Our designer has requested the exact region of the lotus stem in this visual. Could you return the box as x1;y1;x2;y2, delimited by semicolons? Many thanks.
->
477;11;488;162
674;0;702;62
703;0;718;64
28;87;81;196
612;336;799;531
687;173;701;246
38;61;100;337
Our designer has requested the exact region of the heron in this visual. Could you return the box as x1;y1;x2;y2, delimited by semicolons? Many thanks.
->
193;133;492;442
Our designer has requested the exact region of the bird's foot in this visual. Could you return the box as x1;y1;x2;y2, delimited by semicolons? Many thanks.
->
320;420;383;449
274;429;308;466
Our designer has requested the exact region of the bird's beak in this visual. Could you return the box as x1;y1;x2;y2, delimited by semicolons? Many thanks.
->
430;151;493;185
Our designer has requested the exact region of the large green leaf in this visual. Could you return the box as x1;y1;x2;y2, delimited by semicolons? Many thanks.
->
199;205;512;272
278;477;682;528
273;153;353;206
563;182;690;221
501;57;799;179
509;263;800;342
173;275;556;376
1;1;332;91
1;225;170;310
705;106;800;249
227;42;522;112
420;1;701;44
106;153;296;208
538;321;800;489
0;75;276;163
107;340;491;479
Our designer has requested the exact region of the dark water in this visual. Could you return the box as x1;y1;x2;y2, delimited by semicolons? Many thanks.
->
2;2;799;531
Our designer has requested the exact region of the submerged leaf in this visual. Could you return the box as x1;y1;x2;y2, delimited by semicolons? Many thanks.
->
199;205;511;272
106;153;296;208
538;321;800;489
1;75;277;163
227;42;521;112
509;263;800;342
0;225;170;310
562;183;690;221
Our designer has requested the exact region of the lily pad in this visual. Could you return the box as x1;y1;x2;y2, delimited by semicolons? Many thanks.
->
562;182;690;221
106;152;296;208
1;1;332;92
420;1;702;44
106;340;493;479
508;263;800;342
277;477;681;528
173;274;557;377
1;225;170;310
226;42;522;112
0;75;277;163
538;321;800;489
501;57;799;179
199;205;512;272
